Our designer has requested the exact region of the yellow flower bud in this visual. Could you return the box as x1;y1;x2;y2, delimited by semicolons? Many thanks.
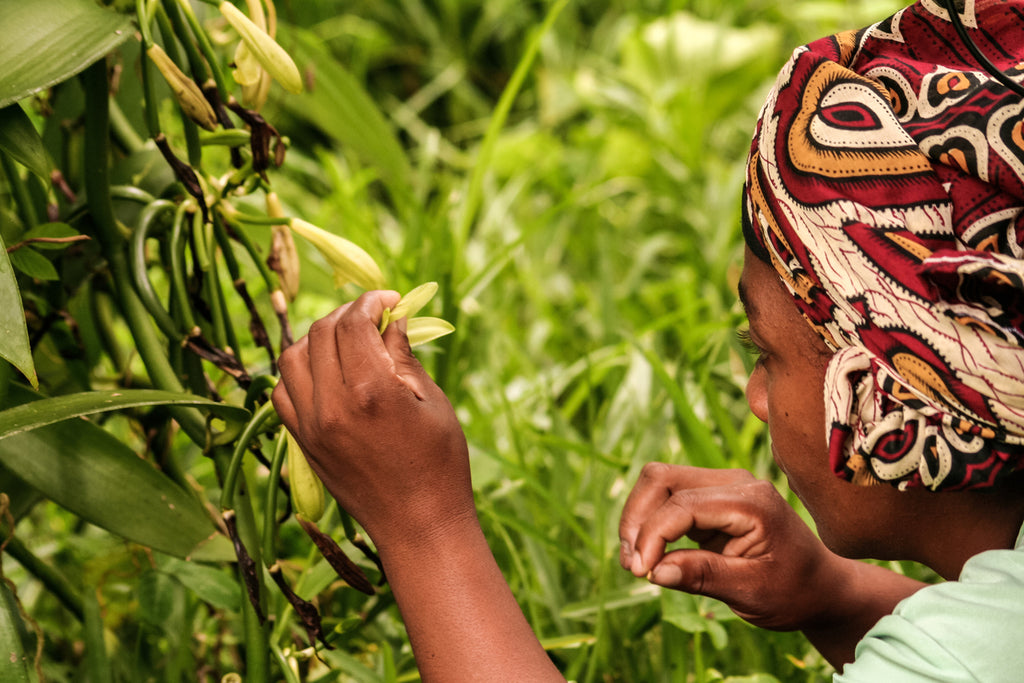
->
288;218;386;291
146;44;218;131
286;431;324;523
220;1;303;94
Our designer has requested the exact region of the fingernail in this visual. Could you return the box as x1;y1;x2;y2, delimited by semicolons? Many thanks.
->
650;564;682;586
630;553;644;577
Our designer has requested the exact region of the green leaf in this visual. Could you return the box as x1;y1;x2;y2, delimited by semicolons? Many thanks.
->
0;231;35;388
0;389;249;441
21;222;81;250
157;556;241;611
0;0;133;108
9;246;59;281
0;386;236;558
0;103;52;181
0;582;31;683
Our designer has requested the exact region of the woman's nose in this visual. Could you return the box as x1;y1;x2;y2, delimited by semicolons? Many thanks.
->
745;365;768;423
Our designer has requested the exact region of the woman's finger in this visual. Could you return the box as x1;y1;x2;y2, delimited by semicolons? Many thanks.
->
619;464;754;569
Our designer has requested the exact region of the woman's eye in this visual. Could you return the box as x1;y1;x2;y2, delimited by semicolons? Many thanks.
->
736;328;764;360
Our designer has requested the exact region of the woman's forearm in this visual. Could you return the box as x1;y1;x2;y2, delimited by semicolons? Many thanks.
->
374;513;565;683
802;558;926;668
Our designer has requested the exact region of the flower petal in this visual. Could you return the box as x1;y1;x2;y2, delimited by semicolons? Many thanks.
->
406;317;455;347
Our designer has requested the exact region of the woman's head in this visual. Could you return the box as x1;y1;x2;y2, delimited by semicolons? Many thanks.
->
742;0;1024;492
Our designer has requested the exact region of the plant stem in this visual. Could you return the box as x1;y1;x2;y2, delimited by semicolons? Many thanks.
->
3;534;83;621
155;4;204;167
176;0;230;100
0;153;40;229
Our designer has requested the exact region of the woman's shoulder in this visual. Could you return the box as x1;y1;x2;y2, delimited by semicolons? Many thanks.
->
835;543;1024;682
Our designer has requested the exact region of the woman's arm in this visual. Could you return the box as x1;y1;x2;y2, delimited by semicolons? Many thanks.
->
273;292;562;682
618;463;926;668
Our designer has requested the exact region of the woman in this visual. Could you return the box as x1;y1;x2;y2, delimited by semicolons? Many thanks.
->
273;1;1024;679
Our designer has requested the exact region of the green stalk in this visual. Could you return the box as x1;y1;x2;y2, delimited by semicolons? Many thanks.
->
154;5;203;167
175;0;229;100
218;210;278;292
83;590;113;683
90;287;131;377
162;0;210;84
82;60;206;444
108;98;146;154
0;153;40;229
3;534;83;621
221;399;278;512
137;0;161;138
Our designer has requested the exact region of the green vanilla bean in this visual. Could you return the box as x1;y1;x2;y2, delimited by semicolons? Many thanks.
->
110;185;156;205
130;199;182;341
169;203;198;334
261;428;288;564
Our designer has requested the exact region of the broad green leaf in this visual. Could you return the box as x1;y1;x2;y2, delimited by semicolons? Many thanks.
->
9;247;59;281
0;103;51;181
0;0;133;108
0;231;35;388
0;387;233;558
0;389;249;441
283;27;413;207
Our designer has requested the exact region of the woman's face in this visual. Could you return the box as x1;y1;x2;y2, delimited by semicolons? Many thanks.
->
739;248;910;557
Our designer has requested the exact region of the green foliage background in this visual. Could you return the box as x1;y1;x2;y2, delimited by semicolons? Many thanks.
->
0;0;911;681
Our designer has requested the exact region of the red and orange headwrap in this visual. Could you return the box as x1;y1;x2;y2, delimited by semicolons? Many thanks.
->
743;0;1024;490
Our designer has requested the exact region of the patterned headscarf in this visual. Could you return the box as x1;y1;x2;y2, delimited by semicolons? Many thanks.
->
743;0;1024;491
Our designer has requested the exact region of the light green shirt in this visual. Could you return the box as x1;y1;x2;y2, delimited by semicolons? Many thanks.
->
835;525;1024;682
